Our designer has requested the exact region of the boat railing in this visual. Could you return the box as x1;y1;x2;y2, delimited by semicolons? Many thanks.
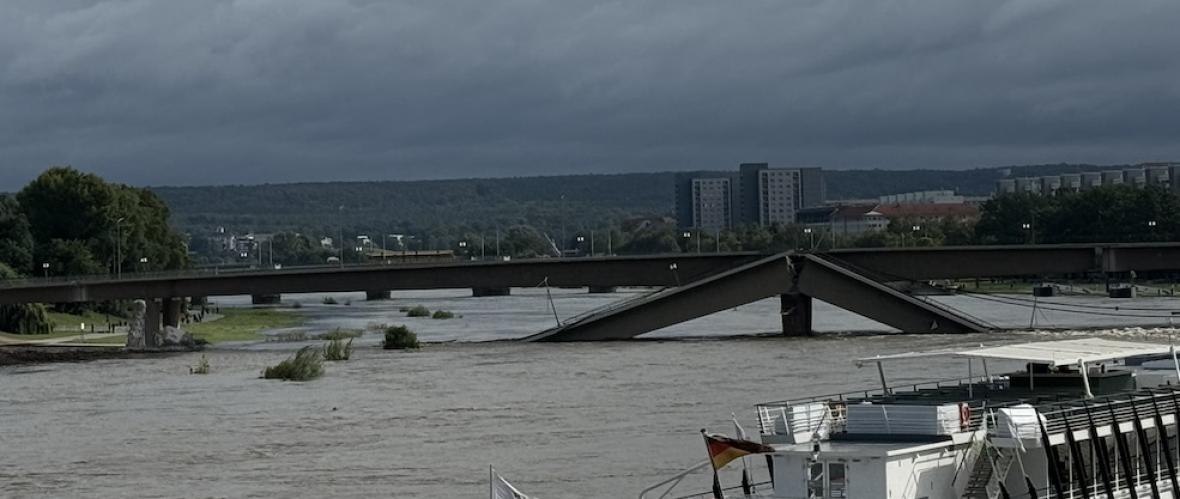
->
755;374;1000;436
1035;385;1180;435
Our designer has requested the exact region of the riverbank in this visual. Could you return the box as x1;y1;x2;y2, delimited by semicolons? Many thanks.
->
0;345;129;366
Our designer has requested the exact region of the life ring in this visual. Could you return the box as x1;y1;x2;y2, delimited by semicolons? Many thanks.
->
959;403;971;429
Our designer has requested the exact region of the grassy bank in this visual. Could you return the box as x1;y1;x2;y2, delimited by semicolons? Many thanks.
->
187;307;304;344
46;310;123;332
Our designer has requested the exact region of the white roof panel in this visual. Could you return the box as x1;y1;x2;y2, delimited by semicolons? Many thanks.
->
855;338;1173;368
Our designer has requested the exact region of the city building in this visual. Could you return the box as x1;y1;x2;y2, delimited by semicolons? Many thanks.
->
676;163;825;228
878;190;964;205
994;163;1180;196
797;205;888;237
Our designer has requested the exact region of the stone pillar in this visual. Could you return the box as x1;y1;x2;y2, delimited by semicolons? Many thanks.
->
163;297;183;328
365;290;392;301
472;287;511;297
144;299;162;348
588;286;617;294
780;293;813;337
251;294;282;305
126;299;147;350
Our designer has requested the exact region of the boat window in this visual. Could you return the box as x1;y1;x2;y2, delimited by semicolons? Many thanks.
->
828;462;846;497
808;462;826;497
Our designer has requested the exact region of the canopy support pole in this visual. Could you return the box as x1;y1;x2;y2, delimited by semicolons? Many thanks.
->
1171;344;1180;383
968;359;974;399
1079;359;1093;399
876;362;889;395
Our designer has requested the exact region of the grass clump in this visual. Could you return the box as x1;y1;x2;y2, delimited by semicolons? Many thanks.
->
383;325;420;350
321;296;338;305
431;310;454;319
190;354;210;375
323;338;353;361
405;305;431;317
262;346;324;381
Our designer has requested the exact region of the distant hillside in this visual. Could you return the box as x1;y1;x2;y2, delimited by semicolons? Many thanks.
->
152;163;1138;235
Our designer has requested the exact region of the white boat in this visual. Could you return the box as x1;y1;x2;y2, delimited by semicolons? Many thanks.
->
645;338;1180;498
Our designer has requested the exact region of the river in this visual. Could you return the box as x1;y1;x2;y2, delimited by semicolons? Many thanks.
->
3;289;1180;498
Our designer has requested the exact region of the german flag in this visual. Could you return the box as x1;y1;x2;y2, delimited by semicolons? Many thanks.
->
702;430;776;470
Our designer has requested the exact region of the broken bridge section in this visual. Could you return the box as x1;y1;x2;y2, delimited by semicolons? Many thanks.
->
524;252;993;342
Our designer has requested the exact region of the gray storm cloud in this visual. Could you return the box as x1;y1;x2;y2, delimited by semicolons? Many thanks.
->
2;0;1179;189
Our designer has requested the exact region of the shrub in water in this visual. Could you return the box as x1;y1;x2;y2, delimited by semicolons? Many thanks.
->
321;296;338;305
383;325;420;350
323;338;353;361
190;354;210;375
405;305;430;317
291;301;303;309
263;346;324;380
431;310;454;319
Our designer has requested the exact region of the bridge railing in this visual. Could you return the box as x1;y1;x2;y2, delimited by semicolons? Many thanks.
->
553;286;671;327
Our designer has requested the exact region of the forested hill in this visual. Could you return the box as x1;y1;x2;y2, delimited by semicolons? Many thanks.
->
151;163;1131;234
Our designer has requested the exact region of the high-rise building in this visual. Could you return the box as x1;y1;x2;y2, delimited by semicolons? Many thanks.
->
677;163;825;228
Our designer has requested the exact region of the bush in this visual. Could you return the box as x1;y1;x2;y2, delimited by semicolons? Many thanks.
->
190;354;210;374
321;296;338;305
431;310;454;319
323;338;353;361
263;346;324;380
383;325;420;350
405;305;430;317
291;301;303;309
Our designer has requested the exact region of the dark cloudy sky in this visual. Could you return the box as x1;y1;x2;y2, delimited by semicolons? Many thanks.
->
3;1;1180;190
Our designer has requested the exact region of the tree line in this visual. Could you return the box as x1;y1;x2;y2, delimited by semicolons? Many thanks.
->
0;167;188;333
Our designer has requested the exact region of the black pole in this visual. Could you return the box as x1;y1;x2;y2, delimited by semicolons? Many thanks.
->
1147;394;1180;493
1062;413;1092;499
765;455;775;488
1037;416;1069;499
1081;401;1116;499
1107;402;1141;499
1129;398;1162;499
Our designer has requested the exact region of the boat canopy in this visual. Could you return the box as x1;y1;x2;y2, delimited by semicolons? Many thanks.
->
854;338;1174;368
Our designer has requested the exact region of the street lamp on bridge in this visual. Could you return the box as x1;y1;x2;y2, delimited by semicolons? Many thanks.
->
41;262;49;279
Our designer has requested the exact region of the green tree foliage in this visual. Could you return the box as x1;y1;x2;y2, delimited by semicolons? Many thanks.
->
0;196;33;271
268;232;329;265
15;167;188;276
0;263;51;334
976;186;1180;244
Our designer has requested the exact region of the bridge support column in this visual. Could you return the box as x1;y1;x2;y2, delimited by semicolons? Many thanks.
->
588;286;617;294
251;294;282;305
365;290;391;301
163;297;182;328
144;299;162;348
780;293;813;337
472;287;511;297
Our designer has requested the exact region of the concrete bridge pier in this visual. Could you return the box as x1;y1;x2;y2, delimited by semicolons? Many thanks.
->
473;287;511;297
144;299;161;347
251;294;282;305
780;293;813;336
366;290;392;301
163;297;183;328
588;286;617;294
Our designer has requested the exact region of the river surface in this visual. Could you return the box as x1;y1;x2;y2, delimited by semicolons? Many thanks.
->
4;289;1180;498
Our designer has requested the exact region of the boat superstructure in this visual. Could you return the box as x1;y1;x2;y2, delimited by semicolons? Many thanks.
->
647;338;1180;499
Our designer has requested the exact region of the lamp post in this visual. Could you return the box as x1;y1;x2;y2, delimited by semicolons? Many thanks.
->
669;262;681;286
114;217;125;279
576;235;585;257
337;205;345;268
911;225;921;247
139;257;148;273
458;240;468;260
803;227;814;250
1021;223;1033;245
682;231;692;253
41;262;49;279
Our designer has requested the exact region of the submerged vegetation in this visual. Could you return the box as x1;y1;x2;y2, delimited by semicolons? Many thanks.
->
321;296;338;305
323;338;353;361
321;328;362;340
383;325;420;350
190;355;210;375
187;308;304;343
262;346;324;381
405;305;431;317
431;310;454;319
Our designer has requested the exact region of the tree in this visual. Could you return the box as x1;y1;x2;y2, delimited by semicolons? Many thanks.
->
0;195;33;272
0;263;51;334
